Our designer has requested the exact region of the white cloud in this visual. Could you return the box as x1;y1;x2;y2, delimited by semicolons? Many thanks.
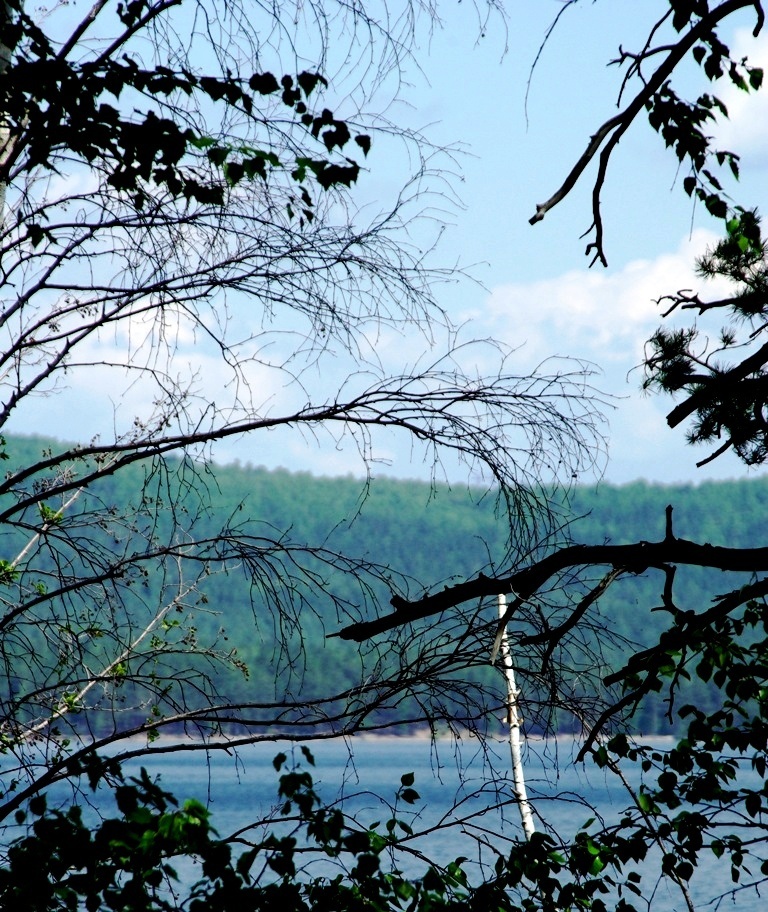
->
470;230;719;372
7;227;764;486
471;230;761;484
3;311;306;454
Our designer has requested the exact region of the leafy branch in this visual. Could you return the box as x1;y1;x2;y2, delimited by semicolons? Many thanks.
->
530;0;765;265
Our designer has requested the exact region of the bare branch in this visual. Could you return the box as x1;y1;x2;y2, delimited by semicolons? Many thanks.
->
334;511;768;641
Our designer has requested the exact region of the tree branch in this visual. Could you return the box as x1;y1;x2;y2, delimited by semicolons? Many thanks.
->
530;0;761;265
333;517;768;642
666;339;768;429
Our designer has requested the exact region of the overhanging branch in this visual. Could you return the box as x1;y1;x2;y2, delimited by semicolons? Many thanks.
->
530;0;762;266
666;339;768;429
333;510;768;641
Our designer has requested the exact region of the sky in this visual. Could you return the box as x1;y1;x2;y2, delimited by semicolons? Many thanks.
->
342;0;768;488
9;0;768;489
379;0;768;488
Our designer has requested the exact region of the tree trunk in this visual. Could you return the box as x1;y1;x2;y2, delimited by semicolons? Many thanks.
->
497;593;535;839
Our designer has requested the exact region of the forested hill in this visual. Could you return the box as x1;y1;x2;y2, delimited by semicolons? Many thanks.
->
5;434;767;735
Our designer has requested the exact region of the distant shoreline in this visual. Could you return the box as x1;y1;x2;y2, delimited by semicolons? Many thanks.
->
88;729;679;756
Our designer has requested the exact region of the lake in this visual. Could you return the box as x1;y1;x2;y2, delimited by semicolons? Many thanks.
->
101;734;762;911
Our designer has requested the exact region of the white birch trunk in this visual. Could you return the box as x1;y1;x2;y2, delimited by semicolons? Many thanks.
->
498;592;536;839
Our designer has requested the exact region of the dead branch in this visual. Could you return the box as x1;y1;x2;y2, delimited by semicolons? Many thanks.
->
333;508;768;641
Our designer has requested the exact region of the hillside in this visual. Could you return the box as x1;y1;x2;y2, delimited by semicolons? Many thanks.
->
3;435;765;735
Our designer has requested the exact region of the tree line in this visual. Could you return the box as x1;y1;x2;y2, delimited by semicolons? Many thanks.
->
4;433;762;740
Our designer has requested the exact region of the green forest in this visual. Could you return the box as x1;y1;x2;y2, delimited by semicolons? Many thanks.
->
7;434;762;739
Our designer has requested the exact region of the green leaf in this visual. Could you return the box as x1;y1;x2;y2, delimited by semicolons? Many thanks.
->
243;157;267;180
322;122;351;151
29;795;47;816
422;866;447;894
188;133;216;150
0;559;19;585
236;847;259;878
199;76;227;101
745;791;761;818
355;135;371;156
207;146;228;166
637;792;655;813
249;72;279;95
704;193;729;219
314;161;359;190
223;160;244;185
297;71;327;97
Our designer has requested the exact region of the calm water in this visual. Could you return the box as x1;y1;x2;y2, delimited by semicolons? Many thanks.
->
110;735;762;912
11;736;765;910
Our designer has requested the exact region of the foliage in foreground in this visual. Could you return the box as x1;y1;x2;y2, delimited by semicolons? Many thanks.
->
4;691;768;912
4;2;768;910
0;749;474;912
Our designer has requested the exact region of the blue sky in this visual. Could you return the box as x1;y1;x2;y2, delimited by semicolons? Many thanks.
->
344;0;768;487
10;1;768;488
269;0;768;485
